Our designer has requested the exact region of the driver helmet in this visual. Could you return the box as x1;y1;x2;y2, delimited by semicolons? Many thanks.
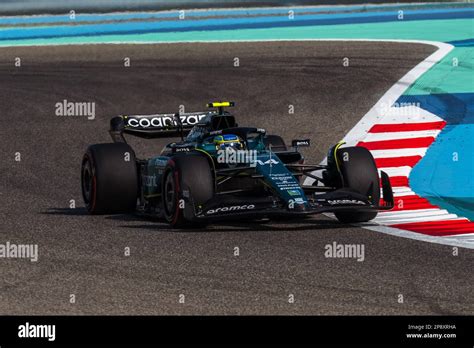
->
214;134;244;151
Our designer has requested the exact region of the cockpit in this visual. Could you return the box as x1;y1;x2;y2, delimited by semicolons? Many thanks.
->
185;113;237;142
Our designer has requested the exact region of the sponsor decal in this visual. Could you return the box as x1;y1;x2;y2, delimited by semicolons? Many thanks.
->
143;174;157;187
287;189;301;196
127;114;206;128
288;197;306;209
154;158;168;167
256;158;279;166
292;139;310;147
270;173;301;191
206;204;255;215
327;199;366;205
175;147;191;152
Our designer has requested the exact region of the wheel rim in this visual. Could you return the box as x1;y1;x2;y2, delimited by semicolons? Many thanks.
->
164;171;176;217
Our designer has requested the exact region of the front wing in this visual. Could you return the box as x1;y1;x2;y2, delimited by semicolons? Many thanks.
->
192;171;394;221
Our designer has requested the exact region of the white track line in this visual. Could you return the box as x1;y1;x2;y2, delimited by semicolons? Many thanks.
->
363;129;440;142
391;187;416;196
370;148;427;158
364;224;474;249
374;213;460;224
376;209;457;219
377;166;413;177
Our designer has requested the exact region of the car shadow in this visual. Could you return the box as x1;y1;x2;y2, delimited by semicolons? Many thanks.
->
42;207;90;216
44;207;377;233
107;214;368;233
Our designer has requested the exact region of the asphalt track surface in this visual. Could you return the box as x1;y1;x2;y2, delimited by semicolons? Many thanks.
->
1;41;473;315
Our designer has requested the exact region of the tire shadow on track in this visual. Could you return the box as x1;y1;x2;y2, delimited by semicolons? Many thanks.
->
42;207;362;232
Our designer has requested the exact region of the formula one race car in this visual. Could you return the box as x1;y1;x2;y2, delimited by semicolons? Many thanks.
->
81;102;393;227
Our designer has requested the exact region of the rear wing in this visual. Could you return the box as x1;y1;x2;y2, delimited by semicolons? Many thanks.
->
109;112;211;141
109;102;236;142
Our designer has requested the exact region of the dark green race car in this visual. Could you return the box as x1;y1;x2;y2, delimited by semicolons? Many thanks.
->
81;102;393;227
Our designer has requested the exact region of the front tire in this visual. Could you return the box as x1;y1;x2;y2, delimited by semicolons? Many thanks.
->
81;143;138;214
334;146;380;223
162;154;214;228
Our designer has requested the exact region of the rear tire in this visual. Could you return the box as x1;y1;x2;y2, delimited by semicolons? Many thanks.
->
81;143;138;214
162;154;214;228
334;146;380;223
